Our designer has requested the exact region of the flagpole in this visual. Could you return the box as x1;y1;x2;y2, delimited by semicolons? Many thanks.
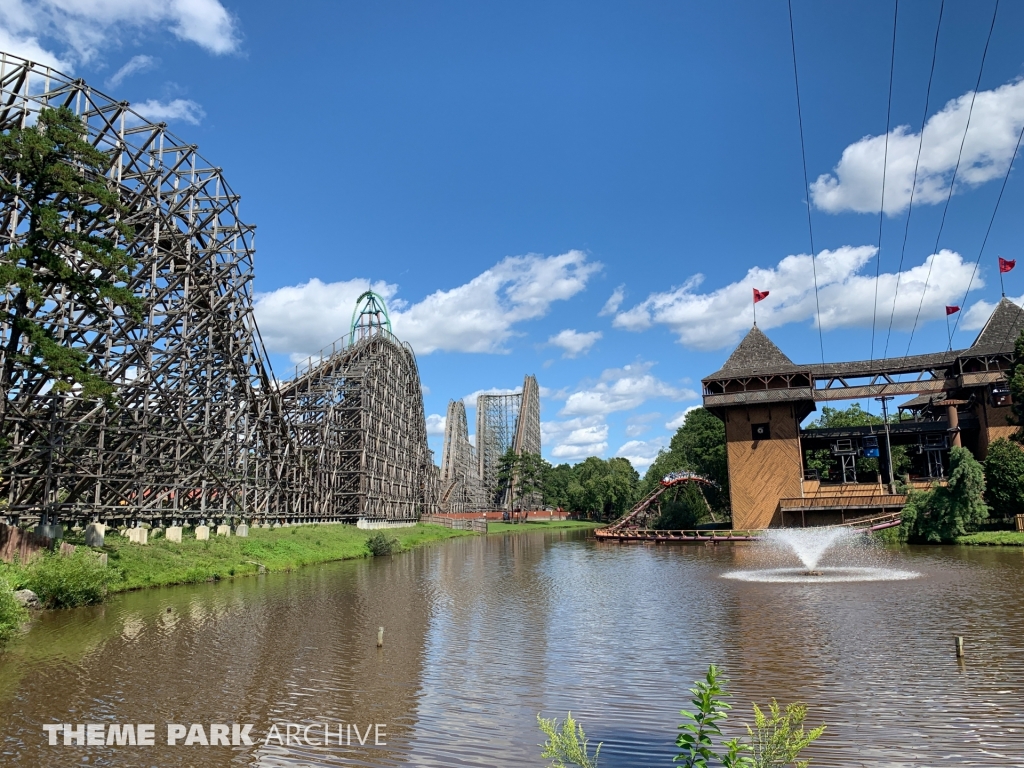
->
753;295;757;326
1000;265;1006;297
946;311;952;350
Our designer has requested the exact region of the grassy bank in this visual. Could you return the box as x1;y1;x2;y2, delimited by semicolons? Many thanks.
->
487;519;602;534
2;523;474;598
956;531;1024;546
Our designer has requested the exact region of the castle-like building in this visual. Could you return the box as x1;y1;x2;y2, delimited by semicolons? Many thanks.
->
702;299;1023;529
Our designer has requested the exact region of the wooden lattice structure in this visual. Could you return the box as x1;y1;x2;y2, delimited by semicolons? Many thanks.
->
474;374;542;510
0;53;436;524
438;399;483;513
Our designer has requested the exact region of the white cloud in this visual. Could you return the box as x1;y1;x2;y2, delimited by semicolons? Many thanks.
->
548;329;601;358
811;78;1024;215
665;405;700;431
560;362;697;418
599;285;625;316
0;25;69;69
255;251;601;360
393;251;600;354
0;0;240;69
541;365;695;462
462;387;520;410
255;278;397;365
543;417;609;460
425;414;446;436
106;54;156;88
961;294;1024;331
130;98;204;125
624;423;649;438
615;437;668;472
614;246;981;351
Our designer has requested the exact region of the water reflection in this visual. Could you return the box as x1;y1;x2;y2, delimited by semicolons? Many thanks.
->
0;533;1022;766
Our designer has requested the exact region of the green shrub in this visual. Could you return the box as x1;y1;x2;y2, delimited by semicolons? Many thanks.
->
676;664;750;768
366;532;400;556
903;447;989;543
538;712;600;768
0;581;28;646
746;699;825;768
26;551;114;608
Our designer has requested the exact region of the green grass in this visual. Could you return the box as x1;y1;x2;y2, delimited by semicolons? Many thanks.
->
1;523;475;598
487;519;602;534
956;530;1024;546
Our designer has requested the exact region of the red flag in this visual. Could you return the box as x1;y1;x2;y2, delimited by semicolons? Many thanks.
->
999;257;1016;273
753;288;769;303
945;305;960;315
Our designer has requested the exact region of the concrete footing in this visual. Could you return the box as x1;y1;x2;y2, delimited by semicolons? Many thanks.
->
235;524;249;537
34;523;63;540
126;528;148;545
84;523;106;547
195;525;210;541
166;526;182;543
216;524;231;537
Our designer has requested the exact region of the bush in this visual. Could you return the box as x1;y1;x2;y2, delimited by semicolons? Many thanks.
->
905;447;989;543
366;532;400;556
0;581;28;646
26;551;114;608
983;438;1024;522
538;712;601;768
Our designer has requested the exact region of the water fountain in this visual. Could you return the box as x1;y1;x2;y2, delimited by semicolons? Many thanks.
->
722;527;920;583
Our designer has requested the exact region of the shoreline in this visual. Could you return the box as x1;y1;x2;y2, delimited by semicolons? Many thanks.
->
2;519;601;610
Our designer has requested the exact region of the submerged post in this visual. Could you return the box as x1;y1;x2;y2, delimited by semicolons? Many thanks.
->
377;627;384;648
955;636;964;658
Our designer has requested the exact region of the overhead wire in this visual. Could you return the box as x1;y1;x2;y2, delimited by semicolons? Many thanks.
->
902;0;1000;360
787;0;826;369
946;117;1024;347
869;0;899;365
882;0;945;359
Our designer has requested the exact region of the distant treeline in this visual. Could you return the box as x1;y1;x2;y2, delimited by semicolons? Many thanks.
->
538;408;729;525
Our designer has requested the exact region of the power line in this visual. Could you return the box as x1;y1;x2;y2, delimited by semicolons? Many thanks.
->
869;0;900;364
946;117;1024;347
787;0;825;369
903;0;1000;359
882;0;945;359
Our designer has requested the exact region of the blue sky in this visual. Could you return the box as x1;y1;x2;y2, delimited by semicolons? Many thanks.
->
5;0;1024;470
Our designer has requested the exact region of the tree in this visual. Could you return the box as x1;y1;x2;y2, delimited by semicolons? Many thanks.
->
905;446;989;543
983;438;1024;521
541;462;575;509
803;404;909;482
1007;329;1024;439
494;449;547;513
641;408;729;521
0;106;141;406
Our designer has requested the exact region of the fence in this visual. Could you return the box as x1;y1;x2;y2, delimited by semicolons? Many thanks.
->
421;515;488;534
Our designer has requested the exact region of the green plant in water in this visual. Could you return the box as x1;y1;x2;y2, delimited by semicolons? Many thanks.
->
537;712;601;768
366;532;400;556
746;699;825;768
26;550;115;608
675;663;751;767
0;580;28;646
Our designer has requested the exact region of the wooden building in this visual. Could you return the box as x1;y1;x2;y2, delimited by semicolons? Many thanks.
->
702;298;1024;530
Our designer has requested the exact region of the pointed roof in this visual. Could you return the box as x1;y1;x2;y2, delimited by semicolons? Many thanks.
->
707;325;801;378
969;297;1024;354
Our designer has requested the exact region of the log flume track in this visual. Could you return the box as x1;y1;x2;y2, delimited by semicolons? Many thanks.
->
594;472;902;543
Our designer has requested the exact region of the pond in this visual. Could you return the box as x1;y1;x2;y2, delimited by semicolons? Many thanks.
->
1;529;1022;767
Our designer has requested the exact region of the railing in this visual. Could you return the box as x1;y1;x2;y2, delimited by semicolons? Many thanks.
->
421;514;487;534
779;494;907;511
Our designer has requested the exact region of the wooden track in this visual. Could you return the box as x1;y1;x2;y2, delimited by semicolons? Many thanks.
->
595;510;903;543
